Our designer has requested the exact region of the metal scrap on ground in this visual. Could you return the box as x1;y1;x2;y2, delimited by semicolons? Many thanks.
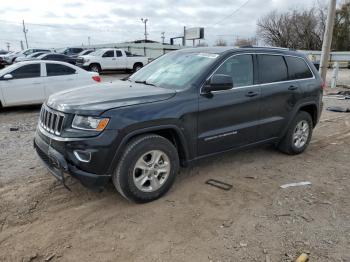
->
280;181;312;189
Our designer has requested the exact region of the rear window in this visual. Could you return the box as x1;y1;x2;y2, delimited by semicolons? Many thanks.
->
258;55;288;84
285;56;313;80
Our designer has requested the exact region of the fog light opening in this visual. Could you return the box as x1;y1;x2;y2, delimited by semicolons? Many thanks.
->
73;150;91;163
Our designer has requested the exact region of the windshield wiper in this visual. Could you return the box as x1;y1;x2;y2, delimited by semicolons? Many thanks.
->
134;80;156;87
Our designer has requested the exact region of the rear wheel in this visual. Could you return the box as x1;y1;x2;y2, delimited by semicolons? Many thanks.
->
113;134;179;203
89;64;101;73
133;63;143;72
278;111;313;155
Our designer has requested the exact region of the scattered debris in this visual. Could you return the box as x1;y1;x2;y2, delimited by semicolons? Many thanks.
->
295;253;309;262
9;127;19;131
44;254;55;261
326;106;350;113
205;179;233;191
221;219;233;228
280;181;312;189
239;241;248;247
245;175;258;179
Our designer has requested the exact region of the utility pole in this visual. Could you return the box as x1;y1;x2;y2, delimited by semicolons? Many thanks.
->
141;18;148;41
20;41;24;50
22;20;29;49
319;0;337;84
161;32;165;44
6;42;10;51
88;36;91;46
183;26;186;46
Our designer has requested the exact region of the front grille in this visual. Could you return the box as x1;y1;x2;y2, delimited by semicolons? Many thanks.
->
39;106;66;136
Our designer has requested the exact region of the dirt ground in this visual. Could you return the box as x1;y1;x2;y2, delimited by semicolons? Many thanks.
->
0;74;350;261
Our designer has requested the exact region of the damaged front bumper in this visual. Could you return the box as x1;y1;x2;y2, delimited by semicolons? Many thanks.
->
34;131;111;191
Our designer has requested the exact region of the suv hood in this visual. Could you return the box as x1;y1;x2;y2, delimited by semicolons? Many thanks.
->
47;80;176;115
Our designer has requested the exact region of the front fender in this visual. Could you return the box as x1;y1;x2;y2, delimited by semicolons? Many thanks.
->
107;124;190;174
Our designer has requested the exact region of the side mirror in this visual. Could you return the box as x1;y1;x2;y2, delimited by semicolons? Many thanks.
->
3;74;13;80
202;74;233;93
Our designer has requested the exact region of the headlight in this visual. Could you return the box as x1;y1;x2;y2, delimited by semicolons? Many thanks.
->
84;59;90;63
72;115;109;131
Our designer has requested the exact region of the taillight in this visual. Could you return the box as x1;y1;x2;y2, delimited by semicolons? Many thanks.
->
321;81;326;90
92;75;101;82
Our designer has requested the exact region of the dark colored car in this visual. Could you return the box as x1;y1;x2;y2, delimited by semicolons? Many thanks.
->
34;47;323;203
60;47;84;56
37;53;76;65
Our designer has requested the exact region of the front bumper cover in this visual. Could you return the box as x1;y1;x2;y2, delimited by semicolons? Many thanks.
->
34;131;111;191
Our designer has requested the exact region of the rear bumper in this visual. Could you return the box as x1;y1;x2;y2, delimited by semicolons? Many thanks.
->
34;130;111;191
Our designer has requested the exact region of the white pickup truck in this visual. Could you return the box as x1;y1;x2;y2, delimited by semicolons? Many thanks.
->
76;48;149;73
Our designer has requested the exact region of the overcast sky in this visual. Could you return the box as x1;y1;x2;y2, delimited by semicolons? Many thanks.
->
0;0;325;50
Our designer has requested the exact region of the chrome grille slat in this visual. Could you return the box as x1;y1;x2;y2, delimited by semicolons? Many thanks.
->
39;106;65;136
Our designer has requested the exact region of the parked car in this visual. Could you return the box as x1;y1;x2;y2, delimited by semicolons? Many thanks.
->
76;48;149;73
0;50;9;55
72;49;94;58
0;61;100;107
59;47;84;56
34;47;323;203
3;49;51;65
15;51;51;63
36;53;76;65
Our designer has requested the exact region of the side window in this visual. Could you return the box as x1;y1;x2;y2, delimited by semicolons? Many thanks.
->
103;51;114;57
285;56;313;80
116;51;122;57
258;55;288;84
10;64;41;79
215;54;253;87
46;63;76;76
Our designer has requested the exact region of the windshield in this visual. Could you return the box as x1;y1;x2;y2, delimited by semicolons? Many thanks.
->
129;51;219;89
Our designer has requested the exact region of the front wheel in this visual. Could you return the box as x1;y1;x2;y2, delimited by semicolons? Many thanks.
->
278;111;313;155
113;134;179;203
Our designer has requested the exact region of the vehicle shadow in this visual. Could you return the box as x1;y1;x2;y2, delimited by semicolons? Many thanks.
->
0;104;41;113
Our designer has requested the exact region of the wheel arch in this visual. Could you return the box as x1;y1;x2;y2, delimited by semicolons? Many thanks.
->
108;125;190;173
133;62;143;69
279;102;318;140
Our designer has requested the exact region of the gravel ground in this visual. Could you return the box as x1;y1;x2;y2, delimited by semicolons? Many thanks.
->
0;72;349;262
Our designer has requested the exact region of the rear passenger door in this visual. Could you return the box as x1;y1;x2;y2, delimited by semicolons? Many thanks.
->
257;54;303;141
115;50;126;69
43;63;78;97
197;54;261;156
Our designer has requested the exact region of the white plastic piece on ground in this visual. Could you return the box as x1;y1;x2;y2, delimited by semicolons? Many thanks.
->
331;62;339;89
280;181;312;189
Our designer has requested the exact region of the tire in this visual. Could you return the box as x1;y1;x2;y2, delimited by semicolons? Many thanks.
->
278;111;313;155
133;63;143;72
89;64;101;73
113;134;179;203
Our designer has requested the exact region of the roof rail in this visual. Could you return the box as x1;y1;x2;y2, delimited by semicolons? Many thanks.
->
239;45;295;51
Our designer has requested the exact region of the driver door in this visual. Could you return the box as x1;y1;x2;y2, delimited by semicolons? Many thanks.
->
102;50;116;69
197;54;261;156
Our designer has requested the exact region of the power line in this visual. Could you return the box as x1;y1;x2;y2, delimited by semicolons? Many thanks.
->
211;0;251;27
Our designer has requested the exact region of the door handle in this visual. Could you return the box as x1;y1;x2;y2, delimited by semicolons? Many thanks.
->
288;85;298;91
112;58;116;60
245;91;258;97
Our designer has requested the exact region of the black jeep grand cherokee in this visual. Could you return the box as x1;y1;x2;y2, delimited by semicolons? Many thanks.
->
34;47;323;202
